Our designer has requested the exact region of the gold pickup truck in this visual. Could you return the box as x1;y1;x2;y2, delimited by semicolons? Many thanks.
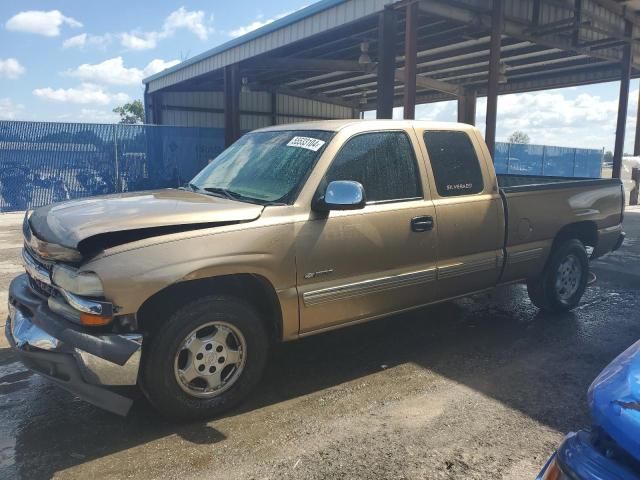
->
6;120;625;419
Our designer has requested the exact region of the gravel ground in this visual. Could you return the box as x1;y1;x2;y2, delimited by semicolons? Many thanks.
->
0;209;639;480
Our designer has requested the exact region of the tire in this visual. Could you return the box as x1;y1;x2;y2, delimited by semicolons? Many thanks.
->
140;295;269;420
526;238;589;313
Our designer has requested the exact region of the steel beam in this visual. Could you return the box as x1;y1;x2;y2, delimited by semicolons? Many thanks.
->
403;2;419;119
224;64;241;148
377;7;397;119
613;21;633;179
458;87;477;125
417;0;631;67
245;57;371;73
254;83;359;109
485;0;504;159
635;87;640;157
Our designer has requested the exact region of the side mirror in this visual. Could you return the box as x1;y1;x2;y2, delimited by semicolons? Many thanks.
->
314;180;366;212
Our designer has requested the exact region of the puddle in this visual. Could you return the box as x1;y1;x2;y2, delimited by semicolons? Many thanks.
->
0;361;28;474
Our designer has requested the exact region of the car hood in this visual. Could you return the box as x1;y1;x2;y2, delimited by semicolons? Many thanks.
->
588;339;640;463
28;189;264;251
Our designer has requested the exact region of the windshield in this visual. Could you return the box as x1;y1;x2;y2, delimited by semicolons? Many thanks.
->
190;130;334;205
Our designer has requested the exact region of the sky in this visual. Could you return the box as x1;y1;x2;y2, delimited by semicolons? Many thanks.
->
0;0;638;153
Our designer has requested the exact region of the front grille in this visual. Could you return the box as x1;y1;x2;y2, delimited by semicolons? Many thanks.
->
22;247;56;298
28;275;56;298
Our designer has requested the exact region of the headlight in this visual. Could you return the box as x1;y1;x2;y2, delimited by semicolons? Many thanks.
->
52;265;104;297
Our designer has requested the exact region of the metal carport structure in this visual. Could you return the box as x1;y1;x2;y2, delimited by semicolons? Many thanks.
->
143;0;640;178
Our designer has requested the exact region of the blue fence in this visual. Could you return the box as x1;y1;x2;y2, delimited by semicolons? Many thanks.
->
0;121;605;213
0;121;225;212
494;142;603;178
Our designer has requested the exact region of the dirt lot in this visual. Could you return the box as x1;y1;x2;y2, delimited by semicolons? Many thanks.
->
1;209;639;480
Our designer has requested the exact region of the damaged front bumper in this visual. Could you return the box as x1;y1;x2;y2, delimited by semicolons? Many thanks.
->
6;274;142;416
537;430;640;480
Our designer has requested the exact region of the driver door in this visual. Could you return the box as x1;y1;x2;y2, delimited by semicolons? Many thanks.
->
296;130;439;334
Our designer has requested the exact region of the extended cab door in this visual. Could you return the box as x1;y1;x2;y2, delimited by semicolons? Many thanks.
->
296;129;439;334
415;127;504;298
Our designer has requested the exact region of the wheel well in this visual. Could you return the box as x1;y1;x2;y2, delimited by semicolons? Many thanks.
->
552;221;598;251
137;274;283;342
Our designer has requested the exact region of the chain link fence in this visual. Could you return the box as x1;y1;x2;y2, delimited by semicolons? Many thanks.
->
0;121;605;213
0;121;225;212
494;142;603;178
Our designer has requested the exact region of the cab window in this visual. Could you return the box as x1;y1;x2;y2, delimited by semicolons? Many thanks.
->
325;131;422;203
423;131;484;197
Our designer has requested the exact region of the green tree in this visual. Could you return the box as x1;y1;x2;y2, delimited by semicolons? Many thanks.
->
603;151;613;163
113;100;145;124
508;131;530;144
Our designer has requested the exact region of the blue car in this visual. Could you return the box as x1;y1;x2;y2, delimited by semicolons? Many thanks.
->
538;340;640;479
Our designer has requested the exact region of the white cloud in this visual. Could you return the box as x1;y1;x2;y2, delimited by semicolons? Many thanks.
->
229;11;291;38
56;108;119;123
120;7;211;50
5;10;82;37
164;7;209;40
62;32;112;49
78;108;120;123
0;58;25;79
33;83;129;105
474;89;625;150
365;83;639;152
62;33;86;48
142;58;180;77
64;57;179;86
0;98;25;120
120;32;158;50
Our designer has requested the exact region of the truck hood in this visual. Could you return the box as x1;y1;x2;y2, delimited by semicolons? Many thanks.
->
588;339;640;463
28;189;264;251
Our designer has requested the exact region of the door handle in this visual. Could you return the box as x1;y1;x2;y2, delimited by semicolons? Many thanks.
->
411;216;434;232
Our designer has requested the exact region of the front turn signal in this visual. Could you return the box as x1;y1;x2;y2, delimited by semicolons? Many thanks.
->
79;313;112;327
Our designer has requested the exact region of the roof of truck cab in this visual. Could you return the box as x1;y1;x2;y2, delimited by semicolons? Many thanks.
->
254;119;477;133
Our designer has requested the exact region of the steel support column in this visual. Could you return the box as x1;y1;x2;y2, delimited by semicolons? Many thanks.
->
403;3;418;120
634;86;640;156
613;21;633;179
143;85;152;124
271;92;278;126
458;87;477;125
151;93;162;125
224;64;241;147
377;7;397;119
485;0;504;158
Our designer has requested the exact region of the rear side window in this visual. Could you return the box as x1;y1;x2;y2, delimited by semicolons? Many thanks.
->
325;131;422;203
423;131;484;197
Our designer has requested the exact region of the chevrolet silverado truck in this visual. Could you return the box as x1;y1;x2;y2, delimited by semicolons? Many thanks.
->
6;120;626;419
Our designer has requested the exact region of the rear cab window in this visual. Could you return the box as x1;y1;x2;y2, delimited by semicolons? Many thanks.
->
423;131;484;197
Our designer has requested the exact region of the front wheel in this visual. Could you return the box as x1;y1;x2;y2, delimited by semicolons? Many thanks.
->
140;295;269;420
527;239;589;313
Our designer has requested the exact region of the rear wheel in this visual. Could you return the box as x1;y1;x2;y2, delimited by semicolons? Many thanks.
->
140;295;268;420
527;239;589;312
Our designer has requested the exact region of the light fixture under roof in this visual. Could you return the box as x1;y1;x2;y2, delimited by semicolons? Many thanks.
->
241;77;250;93
498;62;508;84
358;42;372;65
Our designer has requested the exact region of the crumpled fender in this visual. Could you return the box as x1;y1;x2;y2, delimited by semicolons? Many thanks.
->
588;339;640;463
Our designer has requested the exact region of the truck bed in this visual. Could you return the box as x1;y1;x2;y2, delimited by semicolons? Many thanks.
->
497;174;620;192
497;173;624;285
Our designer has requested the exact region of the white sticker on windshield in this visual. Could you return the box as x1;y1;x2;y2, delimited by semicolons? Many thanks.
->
287;136;326;152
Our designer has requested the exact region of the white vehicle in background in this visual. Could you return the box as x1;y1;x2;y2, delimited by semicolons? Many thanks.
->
602;156;640;204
